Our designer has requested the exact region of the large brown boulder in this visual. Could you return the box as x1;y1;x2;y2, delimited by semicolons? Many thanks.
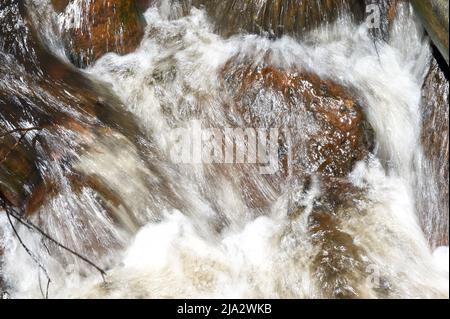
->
411;0;449;65
53;0;145;68
193;57;374;210
220;59;374;179
148;55;374;211
1;0;153;264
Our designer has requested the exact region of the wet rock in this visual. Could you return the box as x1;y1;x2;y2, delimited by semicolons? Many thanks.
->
308;210;366;298
0;2;169;279
0;64;143;219
51;0;69;13
164;0;367;38
58;0;145;68
289;179;383;299
136;0;155;12
366;0;406;41
1;0;145;219
417;57;449;247
197;58;374;211
220;59;374;179
144;0;406;41
0;127;44;212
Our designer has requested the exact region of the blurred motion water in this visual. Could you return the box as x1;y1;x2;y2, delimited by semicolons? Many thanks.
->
0;0;448;299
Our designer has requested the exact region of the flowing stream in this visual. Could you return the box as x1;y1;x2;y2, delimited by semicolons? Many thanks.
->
0;0;448;298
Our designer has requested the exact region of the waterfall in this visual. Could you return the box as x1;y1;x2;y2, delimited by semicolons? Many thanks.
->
0;0;448;299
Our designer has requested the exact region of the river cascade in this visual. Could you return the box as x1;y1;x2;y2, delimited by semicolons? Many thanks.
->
0;0;448;299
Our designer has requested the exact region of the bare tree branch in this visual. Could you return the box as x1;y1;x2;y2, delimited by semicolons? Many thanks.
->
8;209;107;281
3;203;51;299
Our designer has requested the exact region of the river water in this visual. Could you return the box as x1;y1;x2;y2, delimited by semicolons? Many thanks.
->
0;0;448;298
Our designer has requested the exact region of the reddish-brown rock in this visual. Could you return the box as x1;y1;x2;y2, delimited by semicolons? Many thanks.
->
221;60;374;179
288;178;379;299
55;0;145;67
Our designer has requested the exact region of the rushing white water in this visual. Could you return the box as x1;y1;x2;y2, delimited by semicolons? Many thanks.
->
0;1;448;298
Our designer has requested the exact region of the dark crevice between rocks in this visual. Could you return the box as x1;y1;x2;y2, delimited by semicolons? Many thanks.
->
432;45;449;81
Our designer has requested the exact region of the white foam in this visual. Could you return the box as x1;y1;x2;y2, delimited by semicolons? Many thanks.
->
433;247;449;274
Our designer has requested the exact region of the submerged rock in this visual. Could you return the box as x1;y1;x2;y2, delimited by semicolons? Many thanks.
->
417;57;449;248
55;0;145;68
288;179;376;299
51;0;69;13
308;200;367;298
206;58;375;210
0;226;6;296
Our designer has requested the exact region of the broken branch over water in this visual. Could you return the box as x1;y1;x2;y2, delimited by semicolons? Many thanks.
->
0;196;108;298
7;208;107;281
3;203;51;299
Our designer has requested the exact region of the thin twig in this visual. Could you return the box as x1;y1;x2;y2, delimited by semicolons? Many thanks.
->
4;206;51;299
8;209;107;281
1;193;107;299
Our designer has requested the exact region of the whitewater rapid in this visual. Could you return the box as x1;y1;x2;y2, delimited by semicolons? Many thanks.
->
0;1;448;298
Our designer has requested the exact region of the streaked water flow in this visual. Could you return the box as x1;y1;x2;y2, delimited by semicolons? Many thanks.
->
0;0;448;298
